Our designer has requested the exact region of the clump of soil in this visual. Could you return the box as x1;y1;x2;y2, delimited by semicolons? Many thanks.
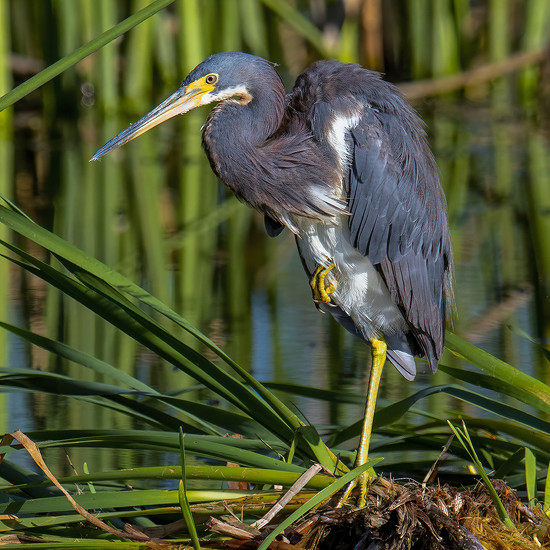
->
281;477;549;550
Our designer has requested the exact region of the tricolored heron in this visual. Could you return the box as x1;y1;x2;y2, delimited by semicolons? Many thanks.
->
92;51;454;505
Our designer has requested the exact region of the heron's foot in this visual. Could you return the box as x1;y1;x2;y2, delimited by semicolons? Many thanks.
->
337;470;372;508
310;263;337;309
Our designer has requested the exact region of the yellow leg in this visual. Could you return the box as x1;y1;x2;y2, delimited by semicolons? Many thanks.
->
309;263;337;306
338;337;387;507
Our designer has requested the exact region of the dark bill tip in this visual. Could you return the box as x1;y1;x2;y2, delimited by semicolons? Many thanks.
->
89;85;204;162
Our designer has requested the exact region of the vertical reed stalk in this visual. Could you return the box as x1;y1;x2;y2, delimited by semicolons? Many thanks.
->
221;0;241;52
177;0;205;329
526;134;550;349
489;0;510;106
56;0;80;92
240;0;269;58
155;11;178;88
520;0;550;102
431;0;460;78
124;0;155;111
408;0;430;79
339;1;360;64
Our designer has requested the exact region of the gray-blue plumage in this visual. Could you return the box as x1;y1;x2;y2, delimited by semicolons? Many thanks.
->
91;52;454;379
286;60;453;375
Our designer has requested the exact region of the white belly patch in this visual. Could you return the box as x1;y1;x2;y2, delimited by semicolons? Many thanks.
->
295;217;407;341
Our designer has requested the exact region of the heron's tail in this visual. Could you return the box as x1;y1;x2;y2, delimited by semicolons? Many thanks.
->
385;332;416;380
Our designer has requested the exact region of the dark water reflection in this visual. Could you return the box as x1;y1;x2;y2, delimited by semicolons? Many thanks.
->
5;93;550;473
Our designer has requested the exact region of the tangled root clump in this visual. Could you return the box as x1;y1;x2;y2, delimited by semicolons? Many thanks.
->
289;477;550;550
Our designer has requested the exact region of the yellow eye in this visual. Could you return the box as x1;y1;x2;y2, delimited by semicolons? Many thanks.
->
205;74;218;85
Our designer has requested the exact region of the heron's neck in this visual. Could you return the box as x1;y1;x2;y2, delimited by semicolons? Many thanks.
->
202;85;286;186
202;82;344;230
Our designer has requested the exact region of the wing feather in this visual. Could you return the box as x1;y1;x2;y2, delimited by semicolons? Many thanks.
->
287;60;453;372
347;107;453;371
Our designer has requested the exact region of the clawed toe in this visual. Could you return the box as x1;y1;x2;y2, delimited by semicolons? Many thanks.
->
310;262;338;307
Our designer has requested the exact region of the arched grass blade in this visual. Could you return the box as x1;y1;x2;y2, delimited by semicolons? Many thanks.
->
0;204;304;440
0;199;303;434
330;384;550;447
445;331;550;407
0;241;295;443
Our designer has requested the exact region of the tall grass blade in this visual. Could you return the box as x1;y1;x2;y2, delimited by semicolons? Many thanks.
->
544;461;550;516
179;430;201;550
448;421;515;529
524;447;537;509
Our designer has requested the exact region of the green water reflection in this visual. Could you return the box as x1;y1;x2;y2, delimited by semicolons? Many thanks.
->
7;91;550;474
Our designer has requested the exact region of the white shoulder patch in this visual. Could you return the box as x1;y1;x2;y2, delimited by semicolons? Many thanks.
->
327;112;361;169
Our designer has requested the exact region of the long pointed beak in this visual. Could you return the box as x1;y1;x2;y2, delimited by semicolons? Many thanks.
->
90;85;205;161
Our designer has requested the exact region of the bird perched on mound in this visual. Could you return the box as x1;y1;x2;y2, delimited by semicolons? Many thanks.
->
92;51;454;505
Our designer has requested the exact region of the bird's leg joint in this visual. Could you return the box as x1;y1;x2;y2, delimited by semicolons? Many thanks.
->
310;261;338;309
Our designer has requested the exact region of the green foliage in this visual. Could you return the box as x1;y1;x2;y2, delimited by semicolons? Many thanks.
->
0;200;549;544
525;448;537;509
179;430;201;550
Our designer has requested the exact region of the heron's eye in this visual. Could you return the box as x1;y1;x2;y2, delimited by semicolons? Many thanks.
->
205;74;218;85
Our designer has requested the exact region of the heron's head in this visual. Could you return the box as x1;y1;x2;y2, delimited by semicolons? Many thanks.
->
91;52;280;161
